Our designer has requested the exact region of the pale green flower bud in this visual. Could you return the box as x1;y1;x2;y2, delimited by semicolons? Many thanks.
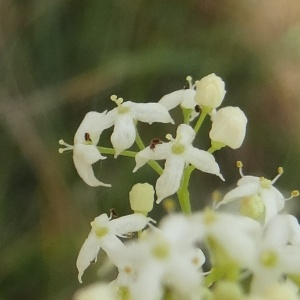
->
73;283;116;300
209;106;247;150
129;183;155;213
195;73;226;109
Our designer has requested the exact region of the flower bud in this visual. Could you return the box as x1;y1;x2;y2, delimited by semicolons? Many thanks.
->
73;283;116;300
209;106;247;149
195;73;226;109
129;183;155;213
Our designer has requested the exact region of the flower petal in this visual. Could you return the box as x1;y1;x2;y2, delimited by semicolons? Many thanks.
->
111;113;136;157
218;182;259;208
128;101;174;124
74;111;111;145
260;189;281;223
109;213;155;236
156;155;185;203
76;233;100;283
176;124;195;145
73;152;111;187
133;143;171;172
184;147;223;180
159;90;185;110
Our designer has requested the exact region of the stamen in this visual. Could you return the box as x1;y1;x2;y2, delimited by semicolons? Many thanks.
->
58;139;74;153
286;190;300;201
165;133;173;141
84;132;92;142
110;94;123;105
271;167;283;184
236;161;244;177
186;75;193;89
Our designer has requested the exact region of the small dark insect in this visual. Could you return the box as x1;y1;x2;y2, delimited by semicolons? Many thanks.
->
150;138;162;150
109;208;118;219
195;105;200;113
84;132;92;142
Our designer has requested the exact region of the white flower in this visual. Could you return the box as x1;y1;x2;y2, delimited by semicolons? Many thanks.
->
133;124;224;203
116;214;206;300
59;111;112;187
76;212;155;283
106;95;174;157
195;73;226;109
191;209;261;267
248;214;300;295
209;106;247;150
216;163;298;223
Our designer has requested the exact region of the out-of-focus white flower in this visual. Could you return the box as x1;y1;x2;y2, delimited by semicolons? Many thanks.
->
73;283;116;300
217;162;299;223
115;214;206;300
195;73;226;109
76;212;155;283
248;214;300;295
129;183;155;214
106;95;174;157
209;106;247;150
191;209;261;267
133;124;224;203
59;111;112;187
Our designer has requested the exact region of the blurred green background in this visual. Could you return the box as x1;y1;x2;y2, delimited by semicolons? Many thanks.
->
1;0;300;299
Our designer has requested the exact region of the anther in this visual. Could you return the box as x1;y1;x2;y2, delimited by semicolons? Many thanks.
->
165;133;173;141
185;75;193;89
110;94;124;105
271;167;284;184
286;190;300;201
84;132;92;142
236;161;244;177
58;139;74;153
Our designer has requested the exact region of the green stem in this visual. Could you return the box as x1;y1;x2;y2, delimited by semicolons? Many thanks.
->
193;109;208;133
176;165;195;214
99;147;137;157
135;130;146;150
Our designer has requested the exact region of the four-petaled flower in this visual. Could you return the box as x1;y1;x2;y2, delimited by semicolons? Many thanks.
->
216;162;299;223
106;95;174;157
76;212;155;283
59;111;112;187
133;124;224;203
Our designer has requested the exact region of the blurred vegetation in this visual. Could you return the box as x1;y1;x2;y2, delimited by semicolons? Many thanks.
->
1;0;300;299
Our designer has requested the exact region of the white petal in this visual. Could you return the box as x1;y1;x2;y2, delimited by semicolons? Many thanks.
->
73;153;111;187
176;124;195;145
74;111;110;144
260;189;280;223
99;234;126;267
237;175;260;186
111;113;136;157
218;183;259;208
109;213;155;236
76;233;100;283
74;144;106;165
181;89;197;109
156;155;185;203
128;101;174;124
133;143;171;172
184;147;223;179
159;90;185;110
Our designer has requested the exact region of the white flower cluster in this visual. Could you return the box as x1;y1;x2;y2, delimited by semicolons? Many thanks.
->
58;74;300;300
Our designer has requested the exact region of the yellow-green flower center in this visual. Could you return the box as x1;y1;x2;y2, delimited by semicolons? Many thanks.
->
240;194;265;220
259;250;278;267
118;105;130;114
172;142;185;154
151;241;170;260
260;177;272;189
91;221;109;237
